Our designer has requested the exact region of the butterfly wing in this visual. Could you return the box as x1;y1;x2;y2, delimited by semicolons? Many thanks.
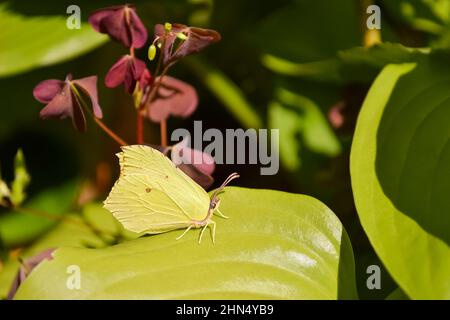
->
104;145;210;234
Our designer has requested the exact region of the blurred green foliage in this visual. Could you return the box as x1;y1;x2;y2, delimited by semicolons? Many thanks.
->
0;0;449;300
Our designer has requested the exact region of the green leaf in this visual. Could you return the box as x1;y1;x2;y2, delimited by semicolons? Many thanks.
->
338;43;430;68
0;3;107;77
351;59;450;299
15;187;357;299
0;169;11;207
9;149;31;206
264;43;430;84
269;100;302;171
386;288;409;300
269;84;341;171
185;57;263;129
381;0;450;34
0;181;78;247
262;56;341;82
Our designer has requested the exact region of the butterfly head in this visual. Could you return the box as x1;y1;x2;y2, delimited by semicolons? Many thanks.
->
208;172;239;212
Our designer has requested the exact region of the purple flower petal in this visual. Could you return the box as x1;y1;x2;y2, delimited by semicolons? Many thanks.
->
89;5;148;48
147;76;198;122
178;163;214;190
105;55;146;93
33;79;65;103
131;57;146;81
146;141;215;190
154;23;184;66
34;74;101;132
127;8;148;49
173;27;221;62
154;23;221;66
39;82;73;120
7;249;55;300
88;6;120;32
328;102;345;129
71;90;87;132
105;55;129;88
101;8;130;46
171;136;215;176
38;80;87;132
73;76;103;119
138;68;152;90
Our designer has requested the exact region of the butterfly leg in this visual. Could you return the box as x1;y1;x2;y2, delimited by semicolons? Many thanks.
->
176;225;193;240
214;208;229;219
210;220;217;244
198;224;208;244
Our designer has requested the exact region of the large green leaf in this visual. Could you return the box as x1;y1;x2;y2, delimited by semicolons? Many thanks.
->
15;187;357;299
0;2;107;77
351;59;450;299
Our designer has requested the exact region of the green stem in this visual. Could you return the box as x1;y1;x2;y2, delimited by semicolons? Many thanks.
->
71;84;128;146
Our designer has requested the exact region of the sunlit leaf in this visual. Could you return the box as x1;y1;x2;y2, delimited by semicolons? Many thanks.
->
15;188;357;300
9;149;31;207
0;3;107;77
351;58;450;299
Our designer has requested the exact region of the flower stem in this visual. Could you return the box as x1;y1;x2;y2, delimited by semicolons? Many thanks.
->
137;111;144;144
160;119;167;147
141;65;170;111
71;84;128;146
13;206;122;244
93;116;128;146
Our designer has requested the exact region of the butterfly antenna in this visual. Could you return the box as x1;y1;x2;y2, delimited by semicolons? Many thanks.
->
219;172;240;191
211;172;239;199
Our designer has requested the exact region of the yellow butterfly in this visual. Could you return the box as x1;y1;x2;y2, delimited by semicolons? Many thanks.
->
104;145;239;243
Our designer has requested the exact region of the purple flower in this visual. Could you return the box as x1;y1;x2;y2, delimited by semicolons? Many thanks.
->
7;248;55;300
105;55;146;94
154;137;215;189
33;74;102;132
89;5;148;49
145;76;198;122
171;136;215;189
138;68;152;91
154;23;221;67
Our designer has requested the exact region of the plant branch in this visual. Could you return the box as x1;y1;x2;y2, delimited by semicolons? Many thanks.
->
71;84;128;146
137;111;144;144
160;119;167;147
92;116;128;146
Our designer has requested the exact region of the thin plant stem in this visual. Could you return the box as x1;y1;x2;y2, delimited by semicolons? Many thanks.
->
13;206;121;244
92;116;128;146
137;111;144;144
160;119;167;147
130;45;145;144
71;84;128;146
